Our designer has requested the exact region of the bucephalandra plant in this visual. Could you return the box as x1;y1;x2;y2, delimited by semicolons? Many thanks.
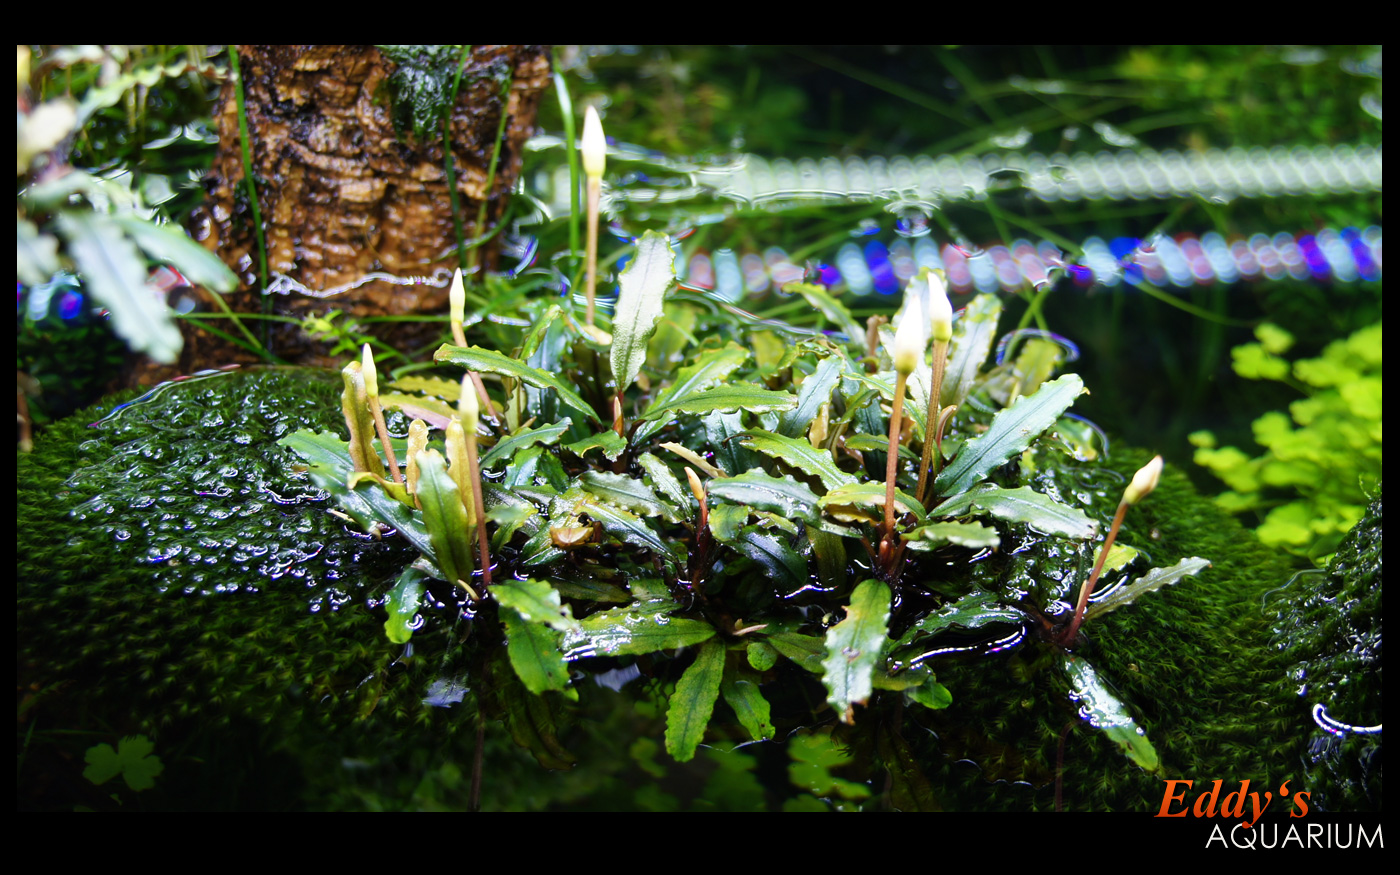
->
277;98;1212;781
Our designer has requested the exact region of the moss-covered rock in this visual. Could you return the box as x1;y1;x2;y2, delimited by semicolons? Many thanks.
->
17;368;1358;811
1267;490;1382;811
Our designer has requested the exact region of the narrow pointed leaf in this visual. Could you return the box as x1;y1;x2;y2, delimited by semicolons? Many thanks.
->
562;611;716;660
611;230;677;395
636;342;749;442
785;281;865;341
434;344;599;423
638;385;797;422
636;452;692;522
1085;556;1210;620
480;418;571;470
933;374;1086;498
942;293;1002;408
902;521;1001;550
823;580;892;723
414;450;476;587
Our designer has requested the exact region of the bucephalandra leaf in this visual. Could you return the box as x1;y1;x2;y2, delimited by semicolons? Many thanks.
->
707;469;820;521
1085;556;1211;620
111;214;238;292
726;526;809;591
933;373;1086;499
562;611;716;660
413;449;476;589
479;419;572;470
666;639;726;762
563;430;628;462
941;293;1002;409
819;482;928;526
637;384;798;423
500;606;571;694
784;281;865;341
778;355;845;438
1061;654;1160;773
492;579;579;632
822;580;892;724
611;230;677;397
579;471;666;518
383;564;429;645
901;521;1001;550
636;452;692;523
434;344;599;423
635;342;749;443
739;429;857;491
721;665;776;742
930;483;1098;539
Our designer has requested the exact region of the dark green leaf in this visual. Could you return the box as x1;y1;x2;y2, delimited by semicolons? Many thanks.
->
383;564;429;645
414;449;476;588
635;343;749;443
1061;654;1160;773
778;355;844;437
479;418;571;470
721;665;775;742
638;384;797;422
1085;557;1211;620
500;607;570;694
564;430;628;462
707;469;820;521
727;527;809;592
579;471;665;517
563;610;715;659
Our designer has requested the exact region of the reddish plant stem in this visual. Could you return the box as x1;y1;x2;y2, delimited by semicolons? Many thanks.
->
1061;499;1128;645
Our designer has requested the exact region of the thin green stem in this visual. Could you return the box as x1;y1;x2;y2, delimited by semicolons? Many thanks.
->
227;47;270;356
914;341;948;507
444;45;474;273
552;62;581;258
881;371;909;567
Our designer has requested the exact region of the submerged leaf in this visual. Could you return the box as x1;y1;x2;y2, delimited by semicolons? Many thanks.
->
822;580;892;723
1061;654;1160;773
739;429;857;491
434;344;599;423
666;639;726;762
1085;556;1211;620
930;483;1097;539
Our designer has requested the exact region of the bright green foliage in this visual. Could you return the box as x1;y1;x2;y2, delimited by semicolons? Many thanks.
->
1191;321;1382;563
83;735;164;792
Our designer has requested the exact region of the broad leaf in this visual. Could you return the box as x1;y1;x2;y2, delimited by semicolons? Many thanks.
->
579;471;666;517
933;373;1086;498
822;580;892;723
721;665;776;742
707;469;820;521
636;452;692;522
383;564;429;645
727;527;809;592
480;419;571;470
666;639;726;762
819;482;927;525
638;384;797;422
113;214;238;291
902;521;1001;550
778;355;844;437
611;230;676;395
562;611;716;659
635;343;748;443
413;450;476;589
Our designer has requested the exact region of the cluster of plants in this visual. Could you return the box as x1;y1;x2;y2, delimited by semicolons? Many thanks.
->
1190;320;1382;564
282;178;1206;772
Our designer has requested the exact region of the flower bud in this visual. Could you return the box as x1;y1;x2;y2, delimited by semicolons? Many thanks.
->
1123;455;1163;505
925;269;953;343
361;343;379;398
582;105;606;178
449;268;466;328
892;291;928;377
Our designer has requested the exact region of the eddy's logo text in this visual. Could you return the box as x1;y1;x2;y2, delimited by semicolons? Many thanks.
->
1156;780;1309;828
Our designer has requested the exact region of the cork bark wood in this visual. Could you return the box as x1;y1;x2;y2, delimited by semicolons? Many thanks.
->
157;45;549;381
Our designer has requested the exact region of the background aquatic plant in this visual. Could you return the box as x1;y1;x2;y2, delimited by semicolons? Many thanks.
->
1190;321;1382;564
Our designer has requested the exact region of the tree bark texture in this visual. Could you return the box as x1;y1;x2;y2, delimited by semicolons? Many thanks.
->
160;45;549;379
